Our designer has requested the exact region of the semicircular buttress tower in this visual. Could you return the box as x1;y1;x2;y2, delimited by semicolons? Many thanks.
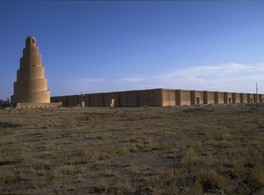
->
11;36;50;104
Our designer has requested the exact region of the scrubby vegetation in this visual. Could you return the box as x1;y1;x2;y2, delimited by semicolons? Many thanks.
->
0;106;264;194
0;98;11;108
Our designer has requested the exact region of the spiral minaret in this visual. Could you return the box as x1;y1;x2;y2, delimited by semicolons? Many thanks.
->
11;36;50;104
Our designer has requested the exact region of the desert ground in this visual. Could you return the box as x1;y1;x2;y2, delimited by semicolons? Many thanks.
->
0;105;264;194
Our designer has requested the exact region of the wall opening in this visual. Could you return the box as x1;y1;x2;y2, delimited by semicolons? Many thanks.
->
228;98;232;104
109;98;115;107
196;97;200;105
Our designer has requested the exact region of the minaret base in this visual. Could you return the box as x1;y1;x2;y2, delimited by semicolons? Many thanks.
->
14;102;62;109
11;90;50;104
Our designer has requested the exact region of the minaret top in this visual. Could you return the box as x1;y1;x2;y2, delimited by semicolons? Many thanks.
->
26;36;37;47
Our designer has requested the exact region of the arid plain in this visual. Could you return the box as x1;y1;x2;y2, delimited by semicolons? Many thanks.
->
0;106;264;194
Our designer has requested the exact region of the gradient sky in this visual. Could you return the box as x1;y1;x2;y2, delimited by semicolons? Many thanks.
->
1;1;264;100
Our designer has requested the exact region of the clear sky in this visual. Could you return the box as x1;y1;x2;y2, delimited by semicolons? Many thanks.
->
1;1;264;100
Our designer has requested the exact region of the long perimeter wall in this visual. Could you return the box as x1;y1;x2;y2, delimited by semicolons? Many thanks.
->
51;88;264;107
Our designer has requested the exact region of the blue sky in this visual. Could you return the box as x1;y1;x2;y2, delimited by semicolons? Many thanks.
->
1;1;264;99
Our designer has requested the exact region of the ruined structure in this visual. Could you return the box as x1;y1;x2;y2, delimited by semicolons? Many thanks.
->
12;37;261;108
11;36;61;108
51;88;264;107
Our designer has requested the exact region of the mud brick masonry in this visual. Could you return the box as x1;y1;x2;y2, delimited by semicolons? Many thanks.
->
11;37;264;108
51;89;264;107
11;36;61;108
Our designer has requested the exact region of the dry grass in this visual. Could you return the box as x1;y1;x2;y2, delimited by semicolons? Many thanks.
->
0;106;264;194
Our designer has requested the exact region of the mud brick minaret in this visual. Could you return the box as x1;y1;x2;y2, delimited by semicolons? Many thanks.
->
11;36;50;104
